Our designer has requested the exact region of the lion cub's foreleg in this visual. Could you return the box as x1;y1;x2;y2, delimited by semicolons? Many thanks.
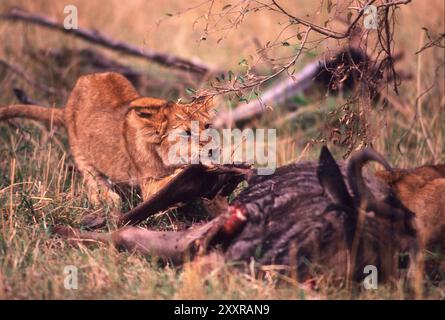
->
74;155;121;208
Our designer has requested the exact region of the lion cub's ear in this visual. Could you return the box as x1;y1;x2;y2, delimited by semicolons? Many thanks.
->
129;98;171;119
130;97;168;108
375;170;404;185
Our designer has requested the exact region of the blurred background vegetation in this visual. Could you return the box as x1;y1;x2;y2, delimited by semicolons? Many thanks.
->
0;0;444;299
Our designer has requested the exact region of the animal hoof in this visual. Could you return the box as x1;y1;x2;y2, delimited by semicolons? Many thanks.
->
52;225;76;237
80;214;107;230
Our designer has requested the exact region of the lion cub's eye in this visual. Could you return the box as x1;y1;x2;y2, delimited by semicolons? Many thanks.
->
204;123;211;129
135;110;154;119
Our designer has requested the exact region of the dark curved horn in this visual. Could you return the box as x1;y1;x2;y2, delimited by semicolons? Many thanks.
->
347;147;392;198
347;147;399;219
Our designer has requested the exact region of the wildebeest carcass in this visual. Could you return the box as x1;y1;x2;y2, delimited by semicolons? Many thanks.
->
54;146;418;284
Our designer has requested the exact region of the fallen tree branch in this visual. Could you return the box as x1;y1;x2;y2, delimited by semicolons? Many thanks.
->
0;8;213;75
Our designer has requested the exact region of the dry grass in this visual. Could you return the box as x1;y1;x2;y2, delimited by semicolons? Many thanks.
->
0;0;444;299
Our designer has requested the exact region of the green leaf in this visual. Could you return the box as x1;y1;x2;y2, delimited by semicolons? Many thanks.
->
306;50;317;58
293;94;310;106
228;70;234;81
254;244;263;259
185;88;196;95
238;58;248;67
236;75;246;84
282;41;290;46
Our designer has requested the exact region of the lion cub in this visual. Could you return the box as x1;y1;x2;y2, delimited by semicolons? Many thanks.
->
0;72;213;207
376;165;445;250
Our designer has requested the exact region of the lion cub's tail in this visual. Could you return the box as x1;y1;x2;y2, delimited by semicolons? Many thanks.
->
0;104;65;126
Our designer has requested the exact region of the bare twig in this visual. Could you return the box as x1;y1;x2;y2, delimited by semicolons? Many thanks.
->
415;31;445;54
271;0;376;39
0;8;214;75
205;0;412;128
212;43;319;128
206;27;312;100
271;0;411;39
212;44;378;128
